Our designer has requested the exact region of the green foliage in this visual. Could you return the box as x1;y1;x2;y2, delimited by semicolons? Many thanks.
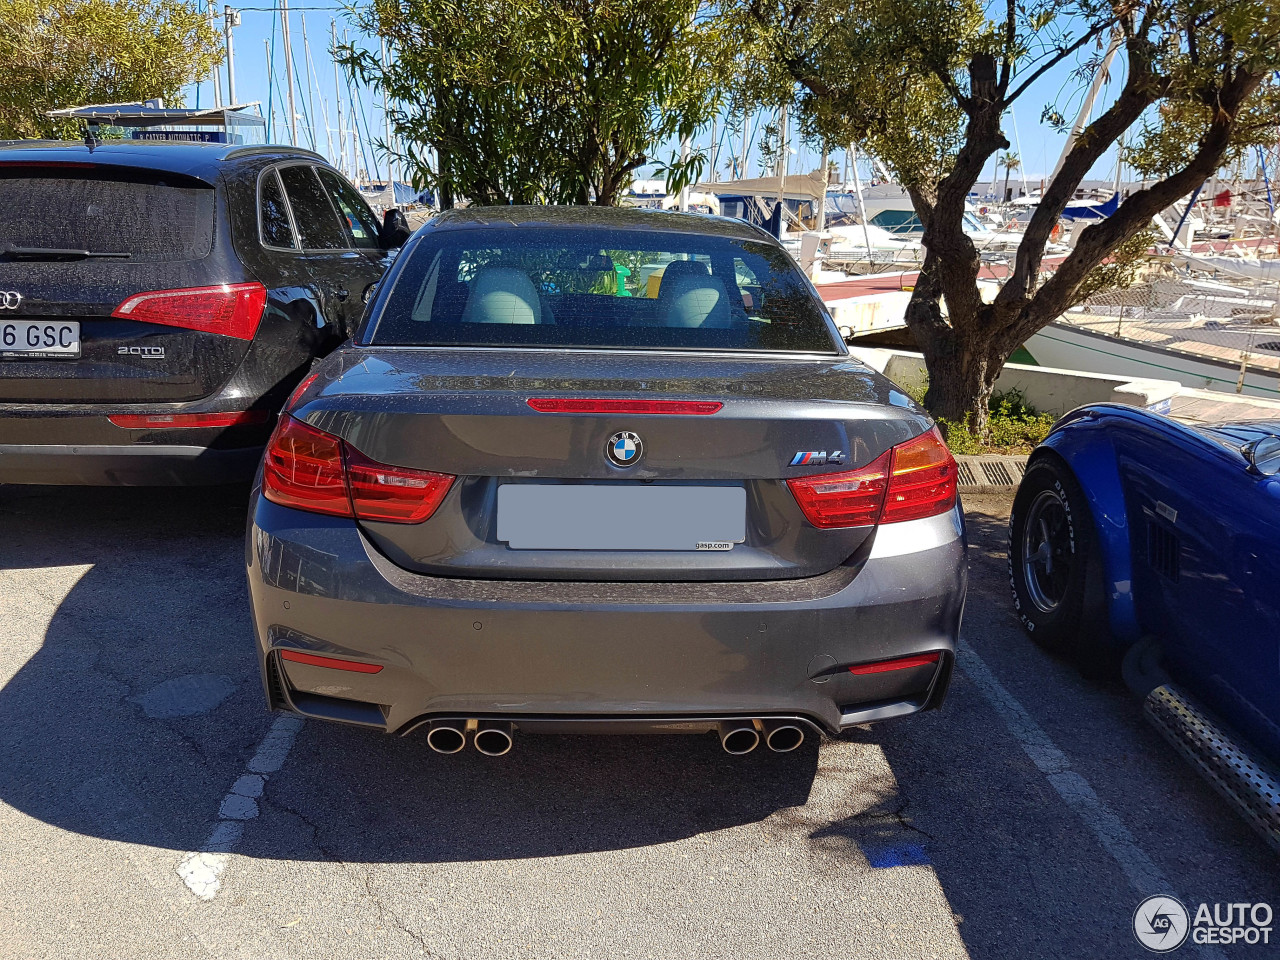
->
343;0;731;206
739;0;1280;426
0;0;223;140
939;388;1056;455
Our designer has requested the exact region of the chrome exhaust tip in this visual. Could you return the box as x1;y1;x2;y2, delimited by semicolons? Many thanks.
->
719;720;760;755
474;720;514;756
425;720;467;754
763;721;805;753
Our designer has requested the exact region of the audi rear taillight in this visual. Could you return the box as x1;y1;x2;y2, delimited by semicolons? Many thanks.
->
262;415;454;524
112;282;267;340
787;426;956;528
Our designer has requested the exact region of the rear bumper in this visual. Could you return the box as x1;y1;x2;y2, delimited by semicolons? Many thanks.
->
0;442;263;485
248;494;968;737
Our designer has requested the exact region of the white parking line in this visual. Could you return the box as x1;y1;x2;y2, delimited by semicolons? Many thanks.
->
176;714;304;900
956;640;1225;959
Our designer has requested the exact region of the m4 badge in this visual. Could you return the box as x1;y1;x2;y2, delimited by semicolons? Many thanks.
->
790;450;846;466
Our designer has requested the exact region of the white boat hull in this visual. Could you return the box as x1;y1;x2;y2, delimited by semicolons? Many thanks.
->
1026;322;1280;400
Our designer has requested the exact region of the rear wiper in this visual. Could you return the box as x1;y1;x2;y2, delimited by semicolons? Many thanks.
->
0;244;131;261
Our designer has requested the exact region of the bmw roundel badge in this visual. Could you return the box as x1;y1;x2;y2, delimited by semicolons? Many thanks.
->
606;431;643;467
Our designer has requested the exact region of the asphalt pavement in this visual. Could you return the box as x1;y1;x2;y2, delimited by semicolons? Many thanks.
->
0;486;1276;959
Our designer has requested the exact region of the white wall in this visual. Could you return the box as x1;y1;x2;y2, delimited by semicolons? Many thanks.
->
848;347;1183;416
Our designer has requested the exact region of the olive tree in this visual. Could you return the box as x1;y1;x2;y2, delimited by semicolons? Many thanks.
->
743;0;1280;432
343;0;730;206
0;0;223;140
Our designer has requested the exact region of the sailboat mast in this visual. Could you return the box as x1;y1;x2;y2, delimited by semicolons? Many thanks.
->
380;36;395;200
331;19;345;176
301;14;331;161
280;0;298;145
300;13;321;154
1049;31;1121;185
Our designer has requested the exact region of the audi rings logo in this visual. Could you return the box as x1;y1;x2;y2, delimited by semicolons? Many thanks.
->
0;291;21;310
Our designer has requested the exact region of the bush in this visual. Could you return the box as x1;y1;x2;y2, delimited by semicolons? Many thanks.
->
937;387;1056;455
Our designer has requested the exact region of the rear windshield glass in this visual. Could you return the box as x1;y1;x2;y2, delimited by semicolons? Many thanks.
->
0;166;216;262
368;225;840;353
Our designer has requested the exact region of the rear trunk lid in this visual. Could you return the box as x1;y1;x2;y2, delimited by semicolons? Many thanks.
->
0;163;249;403
295;347;932;581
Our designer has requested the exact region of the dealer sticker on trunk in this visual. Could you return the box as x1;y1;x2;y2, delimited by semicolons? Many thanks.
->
695;541;734;551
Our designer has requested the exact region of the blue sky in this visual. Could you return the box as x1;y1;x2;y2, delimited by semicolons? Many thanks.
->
182;5;1125;190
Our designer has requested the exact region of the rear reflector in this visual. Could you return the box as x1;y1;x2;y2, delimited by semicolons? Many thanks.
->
112;282;267;340
108;410;270;429
787;425;956;528
849;652;941;675
262;414;455;523
279;649;383;673
527;398;722;415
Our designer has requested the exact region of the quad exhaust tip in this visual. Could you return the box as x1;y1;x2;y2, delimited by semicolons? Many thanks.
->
763;721;805;753
719;720;761;755
720;719;807;754
424;717;805;757
474;720;514;757
425;720;467;755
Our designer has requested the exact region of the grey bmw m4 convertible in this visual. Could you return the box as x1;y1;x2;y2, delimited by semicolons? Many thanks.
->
247;206;966;756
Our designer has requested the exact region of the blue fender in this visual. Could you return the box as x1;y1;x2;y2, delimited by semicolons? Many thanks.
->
1035;408;1142;647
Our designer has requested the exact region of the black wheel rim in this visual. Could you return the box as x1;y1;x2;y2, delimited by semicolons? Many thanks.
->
1021;489;1074;614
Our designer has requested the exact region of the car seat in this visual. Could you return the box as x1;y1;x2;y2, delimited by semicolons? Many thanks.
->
461;267;544;324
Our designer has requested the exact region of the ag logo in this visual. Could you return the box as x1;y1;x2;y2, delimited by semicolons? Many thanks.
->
1134;895;1190;953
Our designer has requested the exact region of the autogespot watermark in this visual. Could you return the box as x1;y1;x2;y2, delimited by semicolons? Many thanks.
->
1133;895;1273;952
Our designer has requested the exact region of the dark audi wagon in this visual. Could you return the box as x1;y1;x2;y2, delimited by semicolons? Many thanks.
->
0;140;407;485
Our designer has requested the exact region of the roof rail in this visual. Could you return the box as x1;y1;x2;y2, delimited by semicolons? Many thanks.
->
221;144;327;163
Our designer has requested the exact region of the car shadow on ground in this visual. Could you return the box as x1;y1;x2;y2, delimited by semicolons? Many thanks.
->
0;485;821;864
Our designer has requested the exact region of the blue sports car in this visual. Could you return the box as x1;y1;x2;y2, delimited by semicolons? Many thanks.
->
1008;404;1280;849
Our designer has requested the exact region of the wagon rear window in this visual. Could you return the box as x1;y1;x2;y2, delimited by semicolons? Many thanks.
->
0;166;215;262
368;225;841;354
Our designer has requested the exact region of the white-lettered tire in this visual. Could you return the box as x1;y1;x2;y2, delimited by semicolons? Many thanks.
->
1008;455;1112;671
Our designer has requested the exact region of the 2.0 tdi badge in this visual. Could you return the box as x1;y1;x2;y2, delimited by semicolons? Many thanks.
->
606;431;643;467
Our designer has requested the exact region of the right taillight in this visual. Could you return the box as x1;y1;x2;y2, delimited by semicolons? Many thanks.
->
787;426;956;528
262;415;454;523
112;282;267;340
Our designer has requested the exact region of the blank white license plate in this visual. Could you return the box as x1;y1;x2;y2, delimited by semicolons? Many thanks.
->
497;484;746;551
1;320;81;358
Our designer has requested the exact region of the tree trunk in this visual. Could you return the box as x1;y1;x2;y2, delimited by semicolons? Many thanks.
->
920;336;999;437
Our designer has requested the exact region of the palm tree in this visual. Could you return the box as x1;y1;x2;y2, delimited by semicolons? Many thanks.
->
998;152;1021;201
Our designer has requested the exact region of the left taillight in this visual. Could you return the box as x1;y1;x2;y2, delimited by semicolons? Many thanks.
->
112;282;267;340
262;415;454;524
787;425;956;528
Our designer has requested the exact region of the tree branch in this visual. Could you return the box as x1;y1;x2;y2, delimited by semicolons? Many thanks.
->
1005;20;1117;106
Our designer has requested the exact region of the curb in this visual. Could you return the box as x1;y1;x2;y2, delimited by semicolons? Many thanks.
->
956;454;1030;493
